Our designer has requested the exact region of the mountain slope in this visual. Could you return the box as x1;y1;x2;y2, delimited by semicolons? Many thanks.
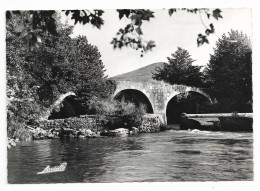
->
110;62;165;82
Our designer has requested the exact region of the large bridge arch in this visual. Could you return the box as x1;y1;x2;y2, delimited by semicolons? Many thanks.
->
165;87;213;113
114;89;154;113
164;87;212;111
165;89;213;124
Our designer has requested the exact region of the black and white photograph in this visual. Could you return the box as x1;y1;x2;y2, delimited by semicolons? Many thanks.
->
1;0;259;190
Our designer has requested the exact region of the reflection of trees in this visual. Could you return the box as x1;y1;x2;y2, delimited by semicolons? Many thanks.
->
8;140;55;183
8;136;145;183
59;136;144;182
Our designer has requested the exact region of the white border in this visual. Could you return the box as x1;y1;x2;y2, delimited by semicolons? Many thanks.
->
1;0;259;191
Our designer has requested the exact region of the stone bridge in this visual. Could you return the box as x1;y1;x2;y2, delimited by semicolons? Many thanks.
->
45;81;212;124
113;81;212;123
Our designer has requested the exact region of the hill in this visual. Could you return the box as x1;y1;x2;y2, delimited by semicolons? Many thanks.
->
110;62;165;82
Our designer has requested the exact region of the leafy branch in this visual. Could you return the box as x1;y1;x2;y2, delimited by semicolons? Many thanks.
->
6;9;223;55
168;8;223;47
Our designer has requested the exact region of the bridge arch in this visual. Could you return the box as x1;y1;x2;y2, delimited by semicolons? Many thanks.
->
165;87;212;113
41;92;76;120
165;90;212;124
114;89;154;113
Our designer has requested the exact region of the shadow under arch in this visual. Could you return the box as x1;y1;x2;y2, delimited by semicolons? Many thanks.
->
48;95;85;120
114;89;154;114
166;91;212;124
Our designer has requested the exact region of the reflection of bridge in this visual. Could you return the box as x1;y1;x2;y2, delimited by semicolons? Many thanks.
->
114;81;212;123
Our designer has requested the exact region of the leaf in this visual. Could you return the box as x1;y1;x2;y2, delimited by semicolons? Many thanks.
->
20;28;29;38
212;9;223;20
15;23;26;33
135;27;142;35
146;40;156;50
205;29;211;36
197;34;209;47
6;11;12;20
117;9;131;19
131;14;142;26
82;16;89;24
65;10;70;16
209;23;215;33
168;9;176;16
35;34;42;43
96;10;104;16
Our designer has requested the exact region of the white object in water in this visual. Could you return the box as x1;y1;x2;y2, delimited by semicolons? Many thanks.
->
188;129;200;133
37;162;67;174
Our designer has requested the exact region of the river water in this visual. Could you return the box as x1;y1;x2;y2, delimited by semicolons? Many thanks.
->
8;130;253;183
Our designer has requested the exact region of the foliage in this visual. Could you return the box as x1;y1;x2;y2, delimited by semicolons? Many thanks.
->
6;11;57;51
88;98;146;130
111;9;155;57
152;47;203;87
6;13;48;140
64;10;104;27
7;9;223;56
204;30;252;112
6;11;114;140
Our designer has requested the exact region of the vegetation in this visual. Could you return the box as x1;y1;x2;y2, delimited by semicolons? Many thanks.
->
7;9;223;56
88;98;146;130
6;10;251;142
152;47;203;87
152;30;252;113
6;12;115;140
204;30;252;112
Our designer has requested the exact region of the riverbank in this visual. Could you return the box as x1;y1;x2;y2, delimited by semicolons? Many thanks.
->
180;113;253;132
7;114;163;144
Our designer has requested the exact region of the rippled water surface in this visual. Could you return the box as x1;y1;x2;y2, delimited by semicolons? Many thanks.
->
8;130;253;183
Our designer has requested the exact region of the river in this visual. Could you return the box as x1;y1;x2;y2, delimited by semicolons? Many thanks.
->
8;130;253;183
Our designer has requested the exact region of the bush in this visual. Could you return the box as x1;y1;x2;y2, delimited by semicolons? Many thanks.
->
88;97;146;130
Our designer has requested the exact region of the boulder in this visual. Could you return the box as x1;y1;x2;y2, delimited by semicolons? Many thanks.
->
78;135;85;139
108;128;129;137
129;127;139;135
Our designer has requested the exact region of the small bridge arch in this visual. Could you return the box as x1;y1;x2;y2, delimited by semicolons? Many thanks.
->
41;92;77;120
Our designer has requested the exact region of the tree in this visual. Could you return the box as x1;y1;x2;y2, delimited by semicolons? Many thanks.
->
152;47;203;87
6;11;115;140
204;30;252;112
6;9;223;56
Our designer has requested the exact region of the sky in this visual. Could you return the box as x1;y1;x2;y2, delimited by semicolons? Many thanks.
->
62;8;252;77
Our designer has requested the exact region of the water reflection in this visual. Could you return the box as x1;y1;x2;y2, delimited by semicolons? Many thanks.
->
8;130;253;183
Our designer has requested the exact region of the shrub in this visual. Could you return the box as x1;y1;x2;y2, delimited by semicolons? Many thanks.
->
88;97;146;130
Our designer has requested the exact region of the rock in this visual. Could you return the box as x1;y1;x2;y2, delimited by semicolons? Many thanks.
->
47;132;54;139
7;138;17;148
85;129;93;137
53;132;60;139
108;128;129;137
108;130;117;137
72;130;78;135
92;131;101;138
85;129;92;134
33;134;40;140
100;130;108;136
78;135;85;139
